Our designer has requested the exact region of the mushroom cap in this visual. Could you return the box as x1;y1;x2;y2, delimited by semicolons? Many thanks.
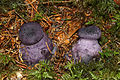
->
78;26;101;39
19;22;44;45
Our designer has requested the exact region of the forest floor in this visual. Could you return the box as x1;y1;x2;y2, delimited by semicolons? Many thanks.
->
0;0;120;80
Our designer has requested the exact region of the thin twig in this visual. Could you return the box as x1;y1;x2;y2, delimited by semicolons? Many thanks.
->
45;42;52;54
102;40;111;49
15;11;27;23
26;0;39;14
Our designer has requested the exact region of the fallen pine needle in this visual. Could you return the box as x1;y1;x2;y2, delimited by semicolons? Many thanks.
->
45;42;52;54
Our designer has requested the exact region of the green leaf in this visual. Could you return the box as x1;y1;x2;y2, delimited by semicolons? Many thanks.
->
85;21;94;25
113;51;119;56
116;72;120;79
89;71;98;80
43;72;53;79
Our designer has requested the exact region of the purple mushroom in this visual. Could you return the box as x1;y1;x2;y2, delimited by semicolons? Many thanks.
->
19;22;53;66
72;26;102;63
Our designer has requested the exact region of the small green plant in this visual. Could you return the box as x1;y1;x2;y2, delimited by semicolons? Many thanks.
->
0;53;20;79
61;61;88;80
111;11;120;38
85;18;95;25
0;53;15;66
99;49;119;58
32;12;45;21
90;69;120;80
85;0;118;18
62;61;77;79
27;60;55;80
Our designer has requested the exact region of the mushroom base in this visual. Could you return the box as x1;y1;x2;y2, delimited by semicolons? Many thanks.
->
72;38;101;63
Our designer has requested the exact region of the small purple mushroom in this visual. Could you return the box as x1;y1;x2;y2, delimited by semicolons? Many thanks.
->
72;26;102;63
19;22;53;66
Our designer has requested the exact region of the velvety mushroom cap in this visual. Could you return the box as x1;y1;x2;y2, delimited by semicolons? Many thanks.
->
19;22;44;45
78;26;101;39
